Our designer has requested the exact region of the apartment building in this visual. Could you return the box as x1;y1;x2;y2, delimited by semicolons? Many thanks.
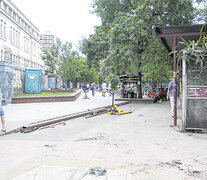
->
0;0;45;91
40;31;56;48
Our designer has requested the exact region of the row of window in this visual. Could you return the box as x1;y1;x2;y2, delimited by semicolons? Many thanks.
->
10;27;20;48
40;35;55;40
0;0;39;39
1;18;41;56
41;39;54;44
24;36;29;53
31;41;37;57
0;49;44;69
0;19;6;40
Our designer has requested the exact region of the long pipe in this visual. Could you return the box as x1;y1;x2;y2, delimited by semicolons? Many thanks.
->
173;36;177;127
182;51;187;131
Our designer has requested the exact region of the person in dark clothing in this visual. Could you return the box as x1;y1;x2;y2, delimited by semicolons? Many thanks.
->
82;84;89;99
90;82;96;96
153;88;167;103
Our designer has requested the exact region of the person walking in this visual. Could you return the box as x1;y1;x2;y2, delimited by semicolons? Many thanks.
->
90;82;96;97
102;81;107;97
167;78;181;117
0;89;6;132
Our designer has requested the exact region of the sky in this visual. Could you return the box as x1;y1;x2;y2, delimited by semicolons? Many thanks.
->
14;0;101;49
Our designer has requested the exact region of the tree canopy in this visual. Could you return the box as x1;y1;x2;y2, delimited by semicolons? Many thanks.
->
42;0;206;93
41;38;98;85
80;0;205;97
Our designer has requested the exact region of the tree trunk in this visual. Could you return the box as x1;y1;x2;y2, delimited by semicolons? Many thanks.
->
111;88;115;114
74;78;77;88
112;89;115;107
137;71;142;99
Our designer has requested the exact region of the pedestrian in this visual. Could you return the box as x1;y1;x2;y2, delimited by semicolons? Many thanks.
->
120;83;125;98
108;81;112;96
167;77;181;117
131;83;137;98
90;82;96;96
0;89;6;132
102;81;107;97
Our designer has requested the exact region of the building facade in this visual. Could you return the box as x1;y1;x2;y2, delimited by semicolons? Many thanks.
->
40;31;56;48
0;0;45;91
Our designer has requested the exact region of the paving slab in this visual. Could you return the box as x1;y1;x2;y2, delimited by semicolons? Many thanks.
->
10;166;136;180
2;91;126;132
1;95;207;180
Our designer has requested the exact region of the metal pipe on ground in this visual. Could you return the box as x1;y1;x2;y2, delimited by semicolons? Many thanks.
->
20;108;107;133
1;101;129;135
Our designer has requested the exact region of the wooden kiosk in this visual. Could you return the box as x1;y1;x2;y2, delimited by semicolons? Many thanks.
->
155;24;207;131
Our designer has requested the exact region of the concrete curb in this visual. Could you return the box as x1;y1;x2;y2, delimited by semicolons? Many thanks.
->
115;98;153;103
11;90;81;104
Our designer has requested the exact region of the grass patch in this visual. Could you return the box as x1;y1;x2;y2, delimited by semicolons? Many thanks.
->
14;92;73;97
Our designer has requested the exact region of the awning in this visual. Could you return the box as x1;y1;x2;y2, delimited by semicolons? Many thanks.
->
155;24;207;54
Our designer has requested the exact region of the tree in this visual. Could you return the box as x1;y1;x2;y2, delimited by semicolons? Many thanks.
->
80;25;110;71
78;66;99;84
105;73;120;113
41;38;95;88
194;1;207;23
142;38;173;84
92;0;201;26
58;42;80;80
41;38;61;77
81;0;205;98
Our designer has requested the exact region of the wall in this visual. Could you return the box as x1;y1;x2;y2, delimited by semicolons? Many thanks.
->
186;59;207;129
0;62;14;102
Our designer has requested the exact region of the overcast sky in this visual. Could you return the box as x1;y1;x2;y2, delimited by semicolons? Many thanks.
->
14;0;101;48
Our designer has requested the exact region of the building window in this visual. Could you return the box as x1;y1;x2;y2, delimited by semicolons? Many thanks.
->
13;28;15;45
24;59;29;67
15;30;18;46
0;20;3;38
17;16;20;23
25;23;28;30
9;8;12;16
4;22;6;40
17;56;20;66
10;26;12;44
3;3;7;12
0;50;3;61
4;51;8;62
13;13;16;20
17;32;20;48
21;20;24;27
11;54;14;64
9;27;20;48
0;21;7;40
0;20;6;40
19;58;24;67
24;37;29;53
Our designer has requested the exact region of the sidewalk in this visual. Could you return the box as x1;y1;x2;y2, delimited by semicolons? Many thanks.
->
2;91;124;132
1;93;207;179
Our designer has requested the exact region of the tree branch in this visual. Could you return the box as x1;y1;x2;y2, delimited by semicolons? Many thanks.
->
125;0;134;9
